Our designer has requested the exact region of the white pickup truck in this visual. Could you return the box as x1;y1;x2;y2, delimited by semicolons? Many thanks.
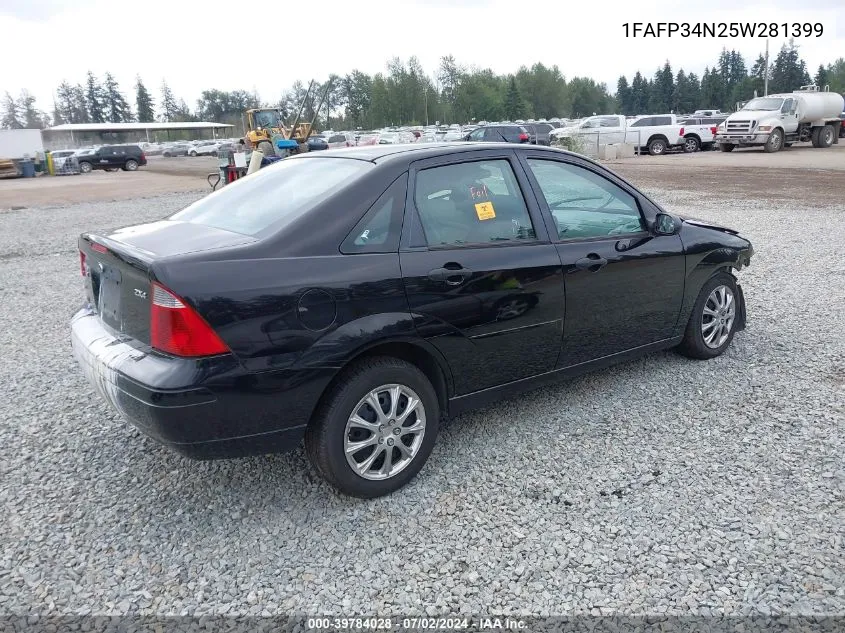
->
552;114;709;155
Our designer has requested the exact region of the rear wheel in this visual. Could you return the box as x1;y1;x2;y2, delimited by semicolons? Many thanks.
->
718;143;735;152
763;129;783;153
677;273;740;360
124;159;138;171
305;357;439;498
647;138;667;156
818;125;835;148
683;136;700;153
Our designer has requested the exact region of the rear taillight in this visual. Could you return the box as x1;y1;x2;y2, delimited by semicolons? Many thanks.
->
711;126;718;134
141;152;146;161
150;283;229;357
519;133;529;142
80;250;87;277
679;127;685;136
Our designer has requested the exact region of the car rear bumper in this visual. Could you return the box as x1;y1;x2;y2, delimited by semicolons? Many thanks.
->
70;308;334;459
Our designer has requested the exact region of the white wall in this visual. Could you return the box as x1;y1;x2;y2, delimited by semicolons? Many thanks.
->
0;129;44;159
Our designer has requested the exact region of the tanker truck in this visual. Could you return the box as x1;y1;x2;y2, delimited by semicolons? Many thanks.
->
715;85;844;153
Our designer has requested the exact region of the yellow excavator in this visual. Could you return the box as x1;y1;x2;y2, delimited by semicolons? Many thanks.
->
244;80;331;157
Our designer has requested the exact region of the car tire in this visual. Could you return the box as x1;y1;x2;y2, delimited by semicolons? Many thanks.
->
189;151;197;157
818;125;835;148
78;161;92;173
683;136;700;153
305;356;440;498
718;143;735;152
676;272;740;360
124;159;139;171
647;138;667;156
764;128;783;153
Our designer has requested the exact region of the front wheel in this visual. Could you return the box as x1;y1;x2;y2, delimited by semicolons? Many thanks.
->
189;151;197;157
763;129;783;153
676;273;741;360
305;357;439;498
78;161;92;173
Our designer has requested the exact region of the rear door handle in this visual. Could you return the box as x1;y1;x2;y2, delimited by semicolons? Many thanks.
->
428;265;472;285
574;254;608;272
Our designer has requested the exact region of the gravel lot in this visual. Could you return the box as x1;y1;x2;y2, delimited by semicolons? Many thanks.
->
1;174;843;619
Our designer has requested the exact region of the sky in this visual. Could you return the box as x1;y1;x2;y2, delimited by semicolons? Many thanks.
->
1;0;843;116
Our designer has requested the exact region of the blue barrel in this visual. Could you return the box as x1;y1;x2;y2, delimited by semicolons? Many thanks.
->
20;160;36;178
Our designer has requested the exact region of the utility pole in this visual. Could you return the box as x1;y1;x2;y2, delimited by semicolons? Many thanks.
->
424;87;429;126
763;37;769;96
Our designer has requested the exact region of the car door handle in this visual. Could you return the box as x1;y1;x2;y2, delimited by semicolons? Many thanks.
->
428;265;472;285
574;254;608;272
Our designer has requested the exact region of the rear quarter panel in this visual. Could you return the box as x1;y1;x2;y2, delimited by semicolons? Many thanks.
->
155;253;412;374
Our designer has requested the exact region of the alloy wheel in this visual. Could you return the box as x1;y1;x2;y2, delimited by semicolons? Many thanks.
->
344;384;426;481
701;285;735;349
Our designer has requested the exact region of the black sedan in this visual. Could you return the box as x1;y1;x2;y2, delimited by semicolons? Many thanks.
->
71;143;753;498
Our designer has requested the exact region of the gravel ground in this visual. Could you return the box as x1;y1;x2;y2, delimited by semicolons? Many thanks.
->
1;185;843;619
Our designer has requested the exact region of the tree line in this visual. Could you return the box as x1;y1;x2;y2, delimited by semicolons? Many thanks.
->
616;41;845;115
2;43;843;132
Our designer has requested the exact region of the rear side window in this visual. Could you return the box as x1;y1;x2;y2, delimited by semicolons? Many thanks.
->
170;157;372;236
653;116;672;125
341;175;407;254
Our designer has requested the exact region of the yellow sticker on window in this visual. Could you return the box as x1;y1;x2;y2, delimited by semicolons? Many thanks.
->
475;201;496;220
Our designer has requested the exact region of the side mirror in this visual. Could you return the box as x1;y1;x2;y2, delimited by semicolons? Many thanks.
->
654;213;678;236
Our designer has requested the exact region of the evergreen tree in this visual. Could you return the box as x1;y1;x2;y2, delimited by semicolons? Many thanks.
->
159;80;178;122
104;73;132;122
770;39;811;93
648;62;674;112
17;90;47;128
616;76;632;115
85;71;106;123
630;72;647;114
686;73;702;110
814;64;830;88
1;92;23;129
135;77;155;122
503;76;526;120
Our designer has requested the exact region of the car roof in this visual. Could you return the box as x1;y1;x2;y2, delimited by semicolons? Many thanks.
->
296;142;575;165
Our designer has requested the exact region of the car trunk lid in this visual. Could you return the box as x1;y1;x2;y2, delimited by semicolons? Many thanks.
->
80;220;257;346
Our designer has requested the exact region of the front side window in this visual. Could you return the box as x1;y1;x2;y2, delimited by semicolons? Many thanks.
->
526;159;645;240
170;157;372;236
599;117;620;128
468;129;485;141
414;159;536;247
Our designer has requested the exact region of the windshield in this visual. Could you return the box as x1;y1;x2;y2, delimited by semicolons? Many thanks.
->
742;97;784;111
253;110;281;128
170;158;372;236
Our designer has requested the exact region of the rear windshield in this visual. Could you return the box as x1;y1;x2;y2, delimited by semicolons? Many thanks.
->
170;157;372;236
